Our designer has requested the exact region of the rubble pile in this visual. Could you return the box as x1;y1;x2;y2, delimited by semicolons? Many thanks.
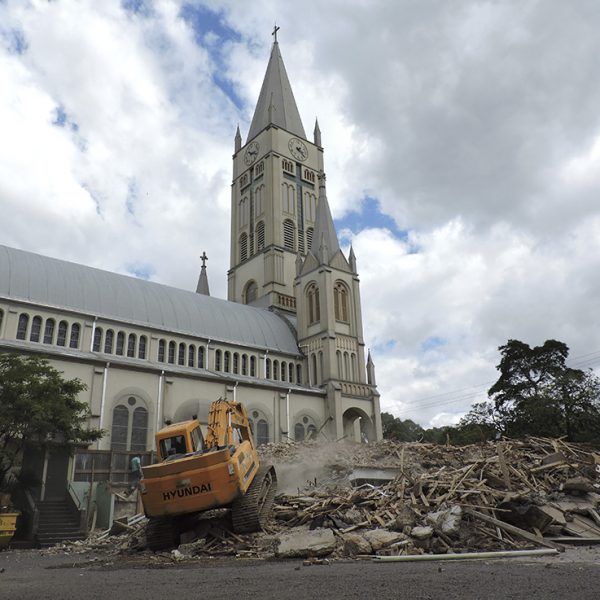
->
46;437;600;561
266;437;600;558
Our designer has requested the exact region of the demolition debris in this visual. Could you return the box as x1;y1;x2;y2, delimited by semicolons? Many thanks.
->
44;437;600;561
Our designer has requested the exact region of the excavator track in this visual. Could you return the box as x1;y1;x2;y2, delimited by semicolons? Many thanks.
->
145;517;180;551
231;464;277;533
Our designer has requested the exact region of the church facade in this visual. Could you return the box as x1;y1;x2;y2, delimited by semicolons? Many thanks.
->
0;40;382;484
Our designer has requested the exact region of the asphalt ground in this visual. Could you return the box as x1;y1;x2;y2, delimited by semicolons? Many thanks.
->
1;547;600;600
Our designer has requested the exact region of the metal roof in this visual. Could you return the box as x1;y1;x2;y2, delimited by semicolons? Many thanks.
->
247;41;306;142
0;244;300;355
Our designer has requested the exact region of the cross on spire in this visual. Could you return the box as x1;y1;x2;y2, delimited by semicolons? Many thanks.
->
200;251;208;268
272;23;280;42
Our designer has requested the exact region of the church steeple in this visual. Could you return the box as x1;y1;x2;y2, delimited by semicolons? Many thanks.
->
246;37;306;142
310;172;340;263
195;252;210;296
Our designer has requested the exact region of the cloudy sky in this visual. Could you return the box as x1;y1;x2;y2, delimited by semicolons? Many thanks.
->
2;0;600;428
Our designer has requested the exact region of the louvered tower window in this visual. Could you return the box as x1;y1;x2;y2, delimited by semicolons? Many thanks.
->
283;219;295;251
240;232;248;261
306;227;314;252
256;221;265;251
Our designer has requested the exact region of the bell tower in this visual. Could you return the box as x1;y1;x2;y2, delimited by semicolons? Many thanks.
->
228;34;323;312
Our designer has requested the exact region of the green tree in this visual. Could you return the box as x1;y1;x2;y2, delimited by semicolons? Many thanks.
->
381;412;424;441
485;339;600;442
0;354;102;490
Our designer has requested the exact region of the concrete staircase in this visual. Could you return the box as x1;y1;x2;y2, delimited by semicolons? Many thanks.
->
36;499;85;548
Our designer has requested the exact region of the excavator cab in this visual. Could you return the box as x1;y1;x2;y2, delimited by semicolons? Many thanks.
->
157;422;205;461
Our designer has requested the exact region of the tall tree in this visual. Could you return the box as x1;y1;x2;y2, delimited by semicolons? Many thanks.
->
0;354;102;490
486;339;600;441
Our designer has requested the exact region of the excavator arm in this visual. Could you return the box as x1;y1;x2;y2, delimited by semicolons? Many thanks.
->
204;399;253;449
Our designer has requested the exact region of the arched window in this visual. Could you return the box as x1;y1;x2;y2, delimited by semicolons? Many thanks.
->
30;316;42;342
344;352;350;380
57;320;68;346
351;353;357;381
239;232;248;261
43;318;55;344
111;397;148;452
319;351;324;384
273;360;279;380
242;354;248;376
337;350;343;378
250;356;256;377
104;329;114;354
294;423;305;442
266;358;271;379
311;354;318;385
16;314;29;340
233;352;239;374
198;346;205;368
307;424;317;439
334;282;349;322
307;284;320;324
131;406;148;452
224;351;231;373
0;309;3;334
111;405;129;451
296;364;302;385
244;280;257;304
215;349;222;371
69;323;81;349
138;335;147;359
92;327;102;352
127;334;136;358
168;341;176;364
289;363;294;383
178;343;185;366
249;411;270;446
256;221;265;252
115;331;125;355
188;345;195;367
281;361;287;382
283;219;295;251
157;339;165;362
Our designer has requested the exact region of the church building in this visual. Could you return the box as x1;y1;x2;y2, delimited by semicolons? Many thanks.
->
0;37;382;498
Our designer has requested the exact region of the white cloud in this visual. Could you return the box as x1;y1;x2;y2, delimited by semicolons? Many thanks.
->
1;1;600;428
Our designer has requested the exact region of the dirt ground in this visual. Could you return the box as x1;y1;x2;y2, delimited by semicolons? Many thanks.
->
1;546;600;600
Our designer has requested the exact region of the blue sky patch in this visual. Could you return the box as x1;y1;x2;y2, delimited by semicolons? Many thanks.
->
372;339;397;355
335;197;406;239
52;106;67;127
179;3;244;109
127;262;155;280
126;180;137;216
121;0;152;17
2;28;27;54
421;336;447;353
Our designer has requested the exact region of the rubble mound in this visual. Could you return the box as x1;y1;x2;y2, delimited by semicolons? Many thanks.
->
47;437;600;561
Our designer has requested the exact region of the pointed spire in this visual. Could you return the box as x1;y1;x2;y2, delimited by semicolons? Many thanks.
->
348;245;357;273
313;118;322;147
309;172;340;264
367;351;376;386
247;36;306;142
196;251;210;296
234;125;241;153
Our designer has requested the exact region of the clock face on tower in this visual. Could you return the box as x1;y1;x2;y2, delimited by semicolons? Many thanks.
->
288;137;308;161
244;141;260;166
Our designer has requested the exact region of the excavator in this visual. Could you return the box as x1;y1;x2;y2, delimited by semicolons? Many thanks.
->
139;399;277;550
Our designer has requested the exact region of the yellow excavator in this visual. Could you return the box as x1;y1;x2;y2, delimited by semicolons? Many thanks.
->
140;399;277;550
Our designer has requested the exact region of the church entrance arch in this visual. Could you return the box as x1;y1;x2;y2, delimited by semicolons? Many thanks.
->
342;407;375;443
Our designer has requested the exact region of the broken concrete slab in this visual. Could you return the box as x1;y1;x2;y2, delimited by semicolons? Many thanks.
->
410;526;434;540
343;533;372;556
426;505;462;538
275;528;336;558
362;529;406;551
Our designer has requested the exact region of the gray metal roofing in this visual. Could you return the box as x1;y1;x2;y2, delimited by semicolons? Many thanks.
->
247;41;306;142
0;244;300;355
